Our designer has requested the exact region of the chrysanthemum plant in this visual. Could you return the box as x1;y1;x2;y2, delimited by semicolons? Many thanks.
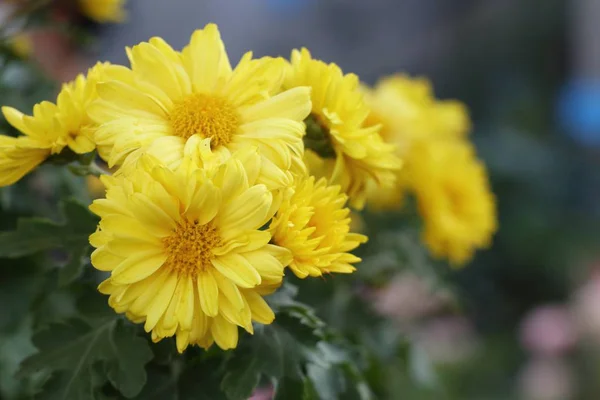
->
0;20;496;400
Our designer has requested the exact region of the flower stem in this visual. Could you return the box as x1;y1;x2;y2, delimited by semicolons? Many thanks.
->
89;161;109;177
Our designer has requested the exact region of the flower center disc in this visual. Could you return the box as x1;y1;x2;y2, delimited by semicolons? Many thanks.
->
162;219;222;277
170;94;239;148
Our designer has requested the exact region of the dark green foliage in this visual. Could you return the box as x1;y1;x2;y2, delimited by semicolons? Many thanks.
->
19;318;153;399
0;198;97;285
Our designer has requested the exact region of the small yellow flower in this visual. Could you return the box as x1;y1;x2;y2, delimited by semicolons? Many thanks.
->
89;152;291;352
270;175;367;278
78;0;127;23
363;75;471;211
8;34;32;58
284;48;402;210
89;23;311;176
410;140;497;266
0;62;115;187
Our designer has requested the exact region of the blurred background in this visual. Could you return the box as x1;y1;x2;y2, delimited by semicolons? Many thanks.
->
3;0;600;399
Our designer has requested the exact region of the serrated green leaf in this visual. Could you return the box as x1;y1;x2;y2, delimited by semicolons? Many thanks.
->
255;323;305;380
0;198;97;285
220;354;260;400
19;318;153;399
0;198;97;258
58;245;90;287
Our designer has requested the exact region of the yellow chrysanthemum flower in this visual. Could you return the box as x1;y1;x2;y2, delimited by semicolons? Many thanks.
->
89;23;311;175
78;0;127;23
270;175;367;278
410;139;497;266
119;132;293;195
284;48;402;210
89;152;291;352
0;62;114;187
363;75;471;211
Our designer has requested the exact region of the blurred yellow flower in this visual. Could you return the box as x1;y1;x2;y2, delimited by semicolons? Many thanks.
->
0;62;115;187
410;140;497;266
86;175;105;198
363;75;471;211
284;48;402;210
78;0;127;23
8;34;32;58
89;152;291;352
363;75;496;265
90;23;311;176
364;75;470;146
270;175;367;278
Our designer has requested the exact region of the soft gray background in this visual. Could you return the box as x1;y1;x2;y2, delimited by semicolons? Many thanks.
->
96;0;487;84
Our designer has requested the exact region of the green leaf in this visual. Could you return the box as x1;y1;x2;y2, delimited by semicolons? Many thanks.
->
306;364;345;400
58;245;90;287
220;354;260;400
274;376;306;400
0;316;37;398
302;378;319;400
0;198;97;285
0;198;97;258
178;359;227;400
19;318;153;399
266;283;299;310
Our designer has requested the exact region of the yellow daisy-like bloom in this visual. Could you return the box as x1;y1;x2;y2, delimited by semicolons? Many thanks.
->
90;23;311;174
363;75;471;211
119;133;293;195
284;48;402;210
410;139;497;266
0;62;114;187
89;152;291;352
270;175;367;278
78;0;127;23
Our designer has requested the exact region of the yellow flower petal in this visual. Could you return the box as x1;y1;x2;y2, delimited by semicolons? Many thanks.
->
144;273;178;332
212;253;261;288
245;291;275;324
111;251;168;284
197;270;219;317
211;315;238;350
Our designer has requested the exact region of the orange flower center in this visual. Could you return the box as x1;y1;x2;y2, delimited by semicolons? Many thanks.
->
169;94;239;148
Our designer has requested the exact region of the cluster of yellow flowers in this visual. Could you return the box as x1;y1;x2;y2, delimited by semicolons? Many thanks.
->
363;76;497;265
0;23;495;350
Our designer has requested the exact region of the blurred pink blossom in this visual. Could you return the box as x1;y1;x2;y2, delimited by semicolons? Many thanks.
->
372;272;451;322
416;316;478;364
518;357;575;400
520;305;576;356
249;386;273;400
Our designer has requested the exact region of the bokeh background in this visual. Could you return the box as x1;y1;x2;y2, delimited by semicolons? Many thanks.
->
3;0;600;399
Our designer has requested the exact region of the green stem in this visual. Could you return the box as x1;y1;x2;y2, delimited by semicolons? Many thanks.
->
89;161;109;177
